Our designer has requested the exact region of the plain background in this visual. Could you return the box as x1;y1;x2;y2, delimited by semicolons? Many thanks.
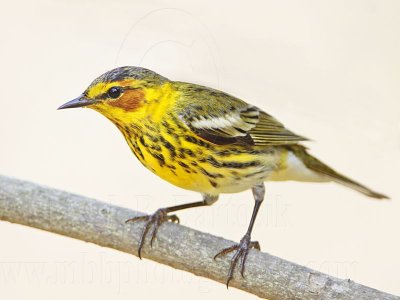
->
0;0;399;299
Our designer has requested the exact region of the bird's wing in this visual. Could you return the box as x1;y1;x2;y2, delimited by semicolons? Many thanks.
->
176;83;307;146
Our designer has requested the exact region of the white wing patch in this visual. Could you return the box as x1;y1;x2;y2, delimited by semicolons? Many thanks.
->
190;107;260;137
191;115;236;130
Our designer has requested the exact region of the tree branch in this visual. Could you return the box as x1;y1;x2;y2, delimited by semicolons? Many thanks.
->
0;175;397;299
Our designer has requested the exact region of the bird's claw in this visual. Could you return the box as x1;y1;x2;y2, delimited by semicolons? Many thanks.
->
125;208;179;258
214;234;260;288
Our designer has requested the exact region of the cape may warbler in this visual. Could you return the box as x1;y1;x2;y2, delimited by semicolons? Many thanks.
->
59;66;387;286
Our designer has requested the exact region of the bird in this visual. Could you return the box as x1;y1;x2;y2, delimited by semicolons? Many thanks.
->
58;66;388;287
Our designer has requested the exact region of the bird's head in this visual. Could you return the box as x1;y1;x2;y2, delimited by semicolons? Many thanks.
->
58;66;170;121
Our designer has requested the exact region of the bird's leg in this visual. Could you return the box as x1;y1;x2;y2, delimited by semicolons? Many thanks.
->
126;194;218;259
214;183;265;288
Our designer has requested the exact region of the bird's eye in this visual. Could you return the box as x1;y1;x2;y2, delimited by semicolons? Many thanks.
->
107;87;122;99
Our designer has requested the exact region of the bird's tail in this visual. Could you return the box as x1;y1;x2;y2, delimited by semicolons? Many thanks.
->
288;145;389;200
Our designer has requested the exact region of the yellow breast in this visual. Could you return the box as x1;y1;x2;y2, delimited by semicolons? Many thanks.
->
123;120;282;194
100;82;284;194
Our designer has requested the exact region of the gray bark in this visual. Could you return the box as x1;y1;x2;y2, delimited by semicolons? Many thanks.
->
0;175;397;299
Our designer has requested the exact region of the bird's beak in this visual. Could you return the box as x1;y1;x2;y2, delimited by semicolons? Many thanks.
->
57;95;98;110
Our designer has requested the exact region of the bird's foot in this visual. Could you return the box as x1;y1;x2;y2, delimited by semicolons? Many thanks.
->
125;208;179;259
214;234;260;288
